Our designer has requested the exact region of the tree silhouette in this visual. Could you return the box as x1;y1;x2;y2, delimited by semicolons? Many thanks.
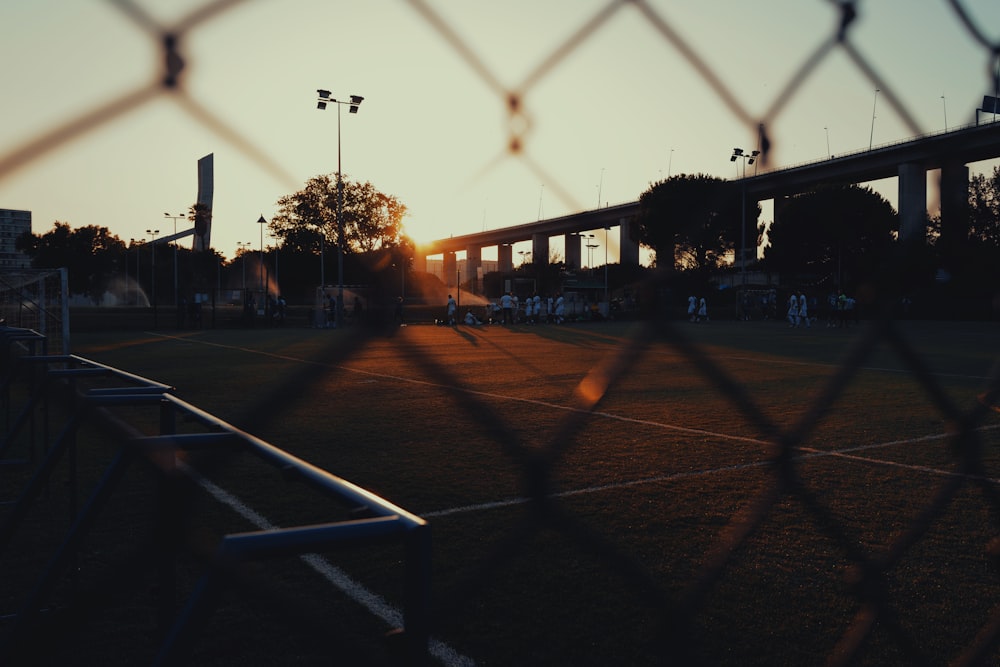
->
636;174;759;274
762;184;897;289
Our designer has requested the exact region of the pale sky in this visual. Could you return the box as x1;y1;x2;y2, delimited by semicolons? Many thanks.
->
2;0;999;264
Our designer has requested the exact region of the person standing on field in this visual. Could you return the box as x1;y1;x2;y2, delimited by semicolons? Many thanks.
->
500;291;513;325
446;294;457;325
798;292;810;328
787;292;799;327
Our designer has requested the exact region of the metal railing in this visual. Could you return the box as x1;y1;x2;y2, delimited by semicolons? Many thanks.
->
0;327;430;665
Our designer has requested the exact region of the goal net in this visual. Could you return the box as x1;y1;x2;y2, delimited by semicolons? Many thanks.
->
0;268;70;355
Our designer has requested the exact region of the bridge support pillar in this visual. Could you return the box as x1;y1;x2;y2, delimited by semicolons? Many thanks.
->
443;251;457;287
531;234;549;267
619;218;640;266
498;244;513;273
898;162;927;243
940;160;969;255
465;245;481;295
564;233;582;270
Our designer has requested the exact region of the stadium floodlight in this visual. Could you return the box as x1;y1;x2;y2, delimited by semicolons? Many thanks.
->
731;148;759;287
315;88;364;327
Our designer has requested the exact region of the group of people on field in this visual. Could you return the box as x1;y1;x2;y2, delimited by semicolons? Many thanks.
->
787;290;858;328
445;292;569;326
701;288;861;327
687;295;709;322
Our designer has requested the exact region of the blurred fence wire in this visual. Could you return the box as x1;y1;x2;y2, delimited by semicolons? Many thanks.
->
4;1;1000;665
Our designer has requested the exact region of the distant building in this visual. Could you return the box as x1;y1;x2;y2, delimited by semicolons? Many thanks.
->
0;209;32;269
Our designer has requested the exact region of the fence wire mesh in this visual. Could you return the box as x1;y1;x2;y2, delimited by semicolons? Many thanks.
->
0;269;69;355
4;1;1000;665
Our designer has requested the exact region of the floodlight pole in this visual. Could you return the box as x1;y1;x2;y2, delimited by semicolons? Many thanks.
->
164;212;184;307
146;229;160;327
317;89;364;328
730;148;759;287
604;225;609;310
269;233;280;293
237;241;252;291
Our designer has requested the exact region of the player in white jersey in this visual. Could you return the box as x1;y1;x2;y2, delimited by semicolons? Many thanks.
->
787;293;799;327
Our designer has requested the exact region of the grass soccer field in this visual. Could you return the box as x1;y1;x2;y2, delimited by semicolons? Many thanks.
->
10;317;1000;665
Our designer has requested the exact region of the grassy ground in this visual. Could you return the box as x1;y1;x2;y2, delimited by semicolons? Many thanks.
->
4;317;1000;665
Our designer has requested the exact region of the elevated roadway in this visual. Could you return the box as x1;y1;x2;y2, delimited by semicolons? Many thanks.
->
418;120;1000;287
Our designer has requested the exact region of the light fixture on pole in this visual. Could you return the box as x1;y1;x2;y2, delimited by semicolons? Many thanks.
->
584;233;597;272
730;148;759;286
869;88;880;150
131;238;144;306
597;168;604;208
146;229;160;327
603;226;610;309
237;241;252;291
316;89;364;328
257;215;267;297
269;232;280;294
146;228;160;301
164;212;184;307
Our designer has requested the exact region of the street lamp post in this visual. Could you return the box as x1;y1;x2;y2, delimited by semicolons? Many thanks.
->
164;212;184;307
257;215;267;296
269;233;280;294
237;241;252;291
257;215;268;322
146;229;160;303
730;148;759;287
131;238;144;305
584;233;597;271
146;229;160;327
603;226;610;310
869;88;880;149
316;89;364;328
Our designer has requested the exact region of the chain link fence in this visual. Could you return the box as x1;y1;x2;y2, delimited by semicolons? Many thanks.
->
4;1;1000;664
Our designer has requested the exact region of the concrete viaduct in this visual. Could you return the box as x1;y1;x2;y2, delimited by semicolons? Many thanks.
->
417;120;1000;288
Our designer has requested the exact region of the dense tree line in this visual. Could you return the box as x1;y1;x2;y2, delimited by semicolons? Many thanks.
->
16;166;1000;317
636;169;1000;316
16;173;411;308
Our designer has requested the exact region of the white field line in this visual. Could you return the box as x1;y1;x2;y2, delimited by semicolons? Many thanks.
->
424;423;1000;519
177;461;476;667
153;330;1000;510
152;332;999;654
